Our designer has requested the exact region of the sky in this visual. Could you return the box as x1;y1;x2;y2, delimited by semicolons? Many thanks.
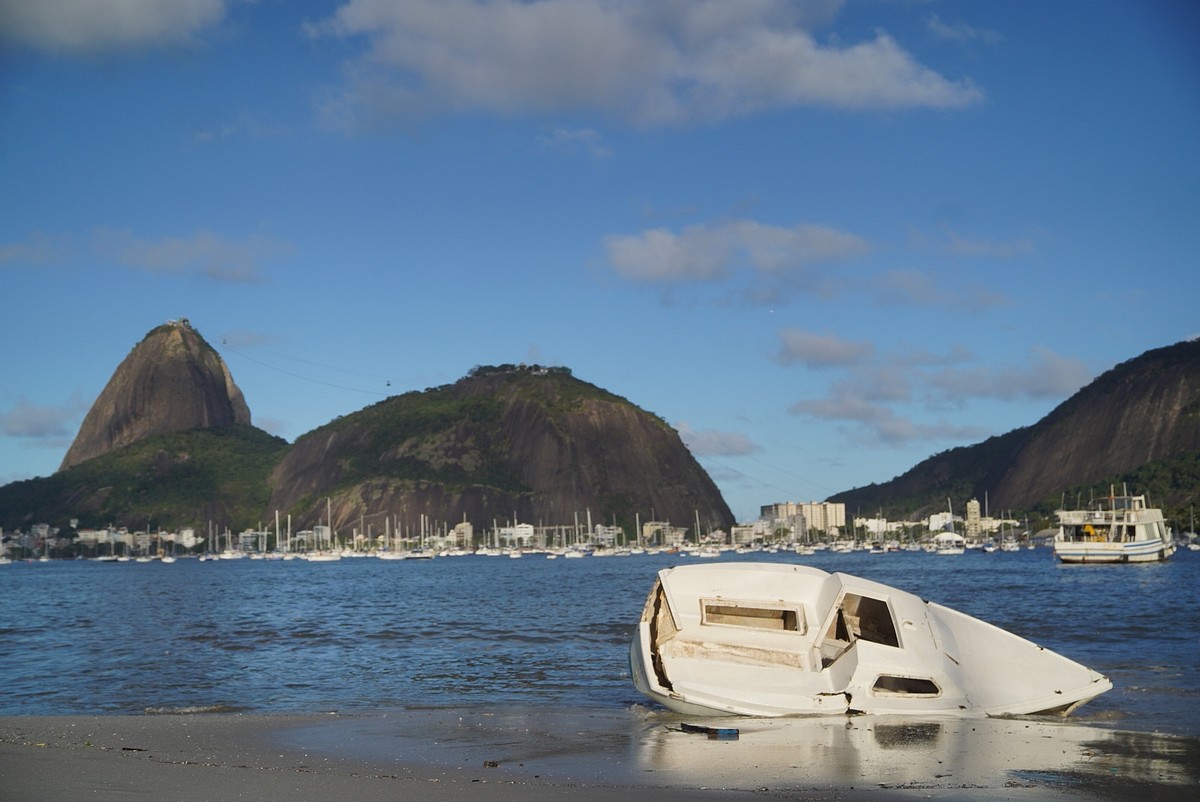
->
2;1;1198;523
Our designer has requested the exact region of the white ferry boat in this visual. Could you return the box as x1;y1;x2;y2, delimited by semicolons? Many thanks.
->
630;562;1110;718
1053;492;1175;563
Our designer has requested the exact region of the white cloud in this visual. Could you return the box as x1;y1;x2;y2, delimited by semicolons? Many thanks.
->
939;229;1035;259
253;416;289;439
605;225;727;282
789;392;988;447
0;231;70;266
676;421;758;457
785;346;1090;447
189;113;291;145
790;393;890;425
908;226;1039;260
870;268;953;306
775;329;873;368
541;126;612;158
604;219;868;284
312;0;983;128
0;0;227;54
0;397;84;439
868;268;1011;310
927;14;1002;46
92;228;291;283
889;343;976;369
926;347;1093;403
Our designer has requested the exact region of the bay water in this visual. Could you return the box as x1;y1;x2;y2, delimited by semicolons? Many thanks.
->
2;547;1196;737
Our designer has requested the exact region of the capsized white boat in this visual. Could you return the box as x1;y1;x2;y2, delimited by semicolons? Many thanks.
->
1053;491;1174;563
630;562;1111;718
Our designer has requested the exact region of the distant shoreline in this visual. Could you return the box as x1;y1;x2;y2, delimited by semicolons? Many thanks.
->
2;708;1196;801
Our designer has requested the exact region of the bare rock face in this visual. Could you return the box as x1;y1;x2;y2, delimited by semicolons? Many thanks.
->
988;339;1200;508
59;319;251;471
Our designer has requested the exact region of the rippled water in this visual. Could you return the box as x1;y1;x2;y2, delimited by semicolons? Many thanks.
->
2;548;1196;736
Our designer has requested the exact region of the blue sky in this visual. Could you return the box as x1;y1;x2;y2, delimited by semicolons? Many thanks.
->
2;1;1197;522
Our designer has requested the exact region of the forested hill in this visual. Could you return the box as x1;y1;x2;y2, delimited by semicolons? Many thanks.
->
831;339;1200;521
266;364;734;534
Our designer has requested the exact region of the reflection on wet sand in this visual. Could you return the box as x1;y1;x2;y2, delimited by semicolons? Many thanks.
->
278;706;1198;796
634;712;1199;791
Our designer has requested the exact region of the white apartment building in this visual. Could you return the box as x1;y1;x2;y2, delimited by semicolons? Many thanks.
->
760;501;847;536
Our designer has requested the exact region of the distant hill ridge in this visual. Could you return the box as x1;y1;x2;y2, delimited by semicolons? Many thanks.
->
831;338;1200;518
4;325;1198;532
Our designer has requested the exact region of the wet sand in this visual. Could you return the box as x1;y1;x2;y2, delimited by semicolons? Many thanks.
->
1;706;1196;801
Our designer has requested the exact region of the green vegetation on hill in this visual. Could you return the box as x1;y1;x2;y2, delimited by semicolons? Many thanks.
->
0;425;287;531
1028;452;1200;525
305;365;639;496
830;429;1028;520
372;394;519;488
469;364;632;414
265;363;731;534
832;441;1200;532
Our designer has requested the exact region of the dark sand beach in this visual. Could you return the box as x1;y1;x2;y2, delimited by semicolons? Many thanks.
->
2;706;1196;801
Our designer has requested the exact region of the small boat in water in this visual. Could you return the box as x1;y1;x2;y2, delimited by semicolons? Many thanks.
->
630;562;1110;718
1053;491;1175;563
931;531;965;555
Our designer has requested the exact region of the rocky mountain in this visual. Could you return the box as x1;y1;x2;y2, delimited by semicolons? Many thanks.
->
16;320;1196;536
59;319;251;471
267;365;735;535
2;321;734;537
831;338;1200;518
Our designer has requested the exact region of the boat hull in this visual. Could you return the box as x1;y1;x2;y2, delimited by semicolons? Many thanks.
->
630;562;1110;718
1054;539;1175;563
1053;493;1174;563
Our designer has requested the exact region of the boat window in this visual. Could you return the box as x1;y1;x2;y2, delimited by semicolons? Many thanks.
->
836;593;900;647
872;675;940;696
702;601;806;633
